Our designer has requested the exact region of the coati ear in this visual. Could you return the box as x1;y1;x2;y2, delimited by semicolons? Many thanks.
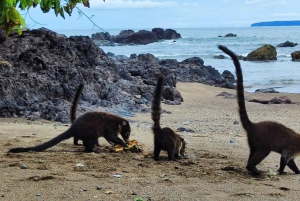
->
122;121;127;126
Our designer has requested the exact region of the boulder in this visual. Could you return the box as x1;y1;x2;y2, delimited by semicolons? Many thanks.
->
277;41;298;47
151;28;166;39
113;29;158;45
291;51;300;61
218;33;237;37
213;55;226;59
164;29;181;39
255;88;279;93
93;28;181;46
225;33;237;37
91;32;112;41
244;44;277;61
222;70;235;82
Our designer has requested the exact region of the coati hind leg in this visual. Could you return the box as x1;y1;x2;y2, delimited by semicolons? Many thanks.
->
287;159;300;174
82;137;98;153
246;149;271;175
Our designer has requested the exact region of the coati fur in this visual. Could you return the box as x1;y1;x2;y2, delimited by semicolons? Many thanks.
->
9;84;131;153
151;75;186;161
219;45;300;175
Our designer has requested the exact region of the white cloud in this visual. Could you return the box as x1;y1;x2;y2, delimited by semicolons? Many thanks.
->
89;0;179;9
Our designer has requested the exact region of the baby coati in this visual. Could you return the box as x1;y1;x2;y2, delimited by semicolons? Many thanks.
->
219;45;300;175
9;84;131;153
151;75;186;161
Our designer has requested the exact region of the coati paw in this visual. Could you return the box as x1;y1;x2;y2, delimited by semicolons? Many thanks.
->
277;169;287;175
247;166;261;176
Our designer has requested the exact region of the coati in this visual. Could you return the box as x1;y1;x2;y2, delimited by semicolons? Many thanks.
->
151;75;186;161
9;84;131;153
219;45;300;175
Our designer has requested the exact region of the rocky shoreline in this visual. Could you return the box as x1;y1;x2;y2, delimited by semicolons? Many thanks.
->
0;28;234;123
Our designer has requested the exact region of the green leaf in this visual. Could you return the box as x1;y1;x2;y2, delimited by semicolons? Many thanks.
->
82;0;90;8
26;0;33;9
33;0;40;7
19;0;27;10
63;5;71;16
53;0;60;16
59;7;65;19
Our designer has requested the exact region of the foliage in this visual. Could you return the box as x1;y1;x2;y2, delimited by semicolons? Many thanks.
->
0;0;102;35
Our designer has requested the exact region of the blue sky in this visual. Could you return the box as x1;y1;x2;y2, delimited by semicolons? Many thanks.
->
22;0;300;31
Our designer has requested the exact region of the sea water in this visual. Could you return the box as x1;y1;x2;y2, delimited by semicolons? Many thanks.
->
57;27;300;93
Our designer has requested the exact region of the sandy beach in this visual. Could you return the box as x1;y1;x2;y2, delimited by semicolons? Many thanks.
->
1;82;300;201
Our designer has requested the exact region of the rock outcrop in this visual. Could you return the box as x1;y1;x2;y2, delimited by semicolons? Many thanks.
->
277;41;298;47
244;44;277;61
91;28;181;46
0;28;234;122
218;33;237;37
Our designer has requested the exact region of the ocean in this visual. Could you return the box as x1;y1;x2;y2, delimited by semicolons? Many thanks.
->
57;27;300;93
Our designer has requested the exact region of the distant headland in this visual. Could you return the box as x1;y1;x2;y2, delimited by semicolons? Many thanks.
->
251;20;300;27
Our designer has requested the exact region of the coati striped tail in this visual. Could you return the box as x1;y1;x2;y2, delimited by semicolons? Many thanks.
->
151;76;164;133
218;45;253;131
70;83;84;123
9;130;73;153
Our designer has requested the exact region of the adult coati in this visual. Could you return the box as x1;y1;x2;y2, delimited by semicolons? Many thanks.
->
219;45;300;175
9;84;131;153
151;75;186;161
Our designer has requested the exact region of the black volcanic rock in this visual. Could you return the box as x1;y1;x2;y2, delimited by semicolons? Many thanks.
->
151;28;166;40
0;28;6;43
225;33;237;37
218;33;237;37
277;41;298;47
112;29;158;45
0;27;234;122
92;28;181;46
164;29;181;39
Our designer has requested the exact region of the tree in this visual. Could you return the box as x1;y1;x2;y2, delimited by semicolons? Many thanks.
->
0;0;103;35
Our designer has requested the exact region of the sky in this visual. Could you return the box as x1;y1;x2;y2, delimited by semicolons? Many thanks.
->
21;0;300;31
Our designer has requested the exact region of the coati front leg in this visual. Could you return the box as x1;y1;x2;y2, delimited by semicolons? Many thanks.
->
105;135;128;148
167;148;176;161
74;137;80;146
279;156;300;174
153;143;162;161
287;159;300;174
82;137;98;153
74;137;100;147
